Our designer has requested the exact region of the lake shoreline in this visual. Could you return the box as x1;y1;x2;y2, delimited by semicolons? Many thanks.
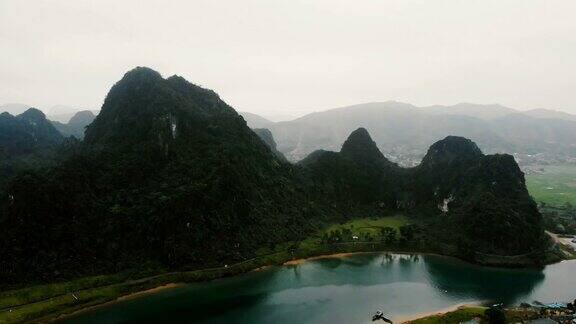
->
50;283;184;322
48;253;483;324
2;244;562;324
398;304;484;323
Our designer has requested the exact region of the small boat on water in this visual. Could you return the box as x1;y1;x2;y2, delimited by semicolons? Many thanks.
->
372;310;393;323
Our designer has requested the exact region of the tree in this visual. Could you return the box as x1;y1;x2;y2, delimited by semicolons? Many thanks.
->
380;227;397;244
399;224;416;242
484;305;505;324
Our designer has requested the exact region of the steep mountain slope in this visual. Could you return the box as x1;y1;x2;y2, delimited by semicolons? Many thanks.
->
0;67;328;285
252;128;287;161
411;136;546;255
300;128;402;215
51;110;96;138
239;111;275;128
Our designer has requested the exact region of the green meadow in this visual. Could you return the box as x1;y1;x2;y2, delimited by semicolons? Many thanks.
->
525;164;576;207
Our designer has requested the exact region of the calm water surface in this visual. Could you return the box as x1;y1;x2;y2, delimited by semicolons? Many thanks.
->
63;254;576;324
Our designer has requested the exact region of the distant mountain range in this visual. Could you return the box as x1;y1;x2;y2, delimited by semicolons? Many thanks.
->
0;103;98;123
51;110;97;139
240;102;576;164
4;101;575;165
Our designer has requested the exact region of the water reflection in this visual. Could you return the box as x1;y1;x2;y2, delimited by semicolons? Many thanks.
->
421;255;545;305
63;253;569;324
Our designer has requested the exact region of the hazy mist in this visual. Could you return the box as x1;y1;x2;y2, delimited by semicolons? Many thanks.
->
1;0;576;119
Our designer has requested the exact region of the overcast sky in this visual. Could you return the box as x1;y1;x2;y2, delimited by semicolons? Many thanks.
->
1;0;575;120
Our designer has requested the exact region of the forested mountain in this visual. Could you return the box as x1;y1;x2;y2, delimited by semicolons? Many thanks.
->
301;131;546;255
51;110;96;138
0;67;548;287
0;108;63;189
241;102;576;163
0;67;328;285
299;128;402;215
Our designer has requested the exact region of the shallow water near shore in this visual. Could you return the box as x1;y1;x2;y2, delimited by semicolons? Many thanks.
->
61;253;576;324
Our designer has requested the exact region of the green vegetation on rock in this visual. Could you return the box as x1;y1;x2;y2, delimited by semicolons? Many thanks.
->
0;67;552;293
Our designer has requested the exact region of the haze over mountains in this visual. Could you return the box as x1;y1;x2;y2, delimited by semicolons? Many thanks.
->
240;102;576;165
0;103;98;123
3;100;576;167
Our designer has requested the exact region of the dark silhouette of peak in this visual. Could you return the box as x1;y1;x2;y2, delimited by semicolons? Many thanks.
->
85;67;238;145
420;136;483;168
51;110;97;139
121;66;163;82
0;106;63;178
298;149;332;166
68;110;95;126
18;108;47;121
340;127;386;162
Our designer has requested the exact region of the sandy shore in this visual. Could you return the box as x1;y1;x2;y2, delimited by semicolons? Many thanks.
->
283;252;374;265
116;283;182;301
283;251;436;266
397;303;483;323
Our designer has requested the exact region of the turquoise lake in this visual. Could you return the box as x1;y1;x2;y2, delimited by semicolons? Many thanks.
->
62;253;576;323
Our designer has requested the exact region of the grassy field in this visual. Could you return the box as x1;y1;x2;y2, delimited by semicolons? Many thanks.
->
322;215;409;237
296;215;411;251
526;164;576;207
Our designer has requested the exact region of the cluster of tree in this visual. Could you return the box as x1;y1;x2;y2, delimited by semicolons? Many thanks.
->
541;202;576;234
484;304;506;324
319;224;421;245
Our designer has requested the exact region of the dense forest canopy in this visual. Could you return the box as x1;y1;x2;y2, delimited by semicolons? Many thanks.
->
0;67;548;287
